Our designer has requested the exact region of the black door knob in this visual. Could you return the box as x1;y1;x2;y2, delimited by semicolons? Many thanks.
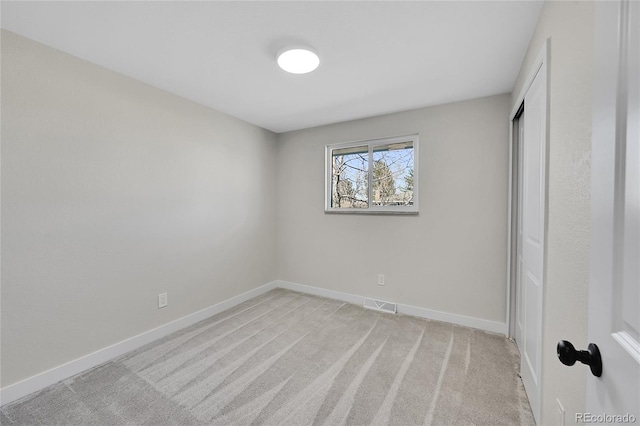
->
557;340;602;377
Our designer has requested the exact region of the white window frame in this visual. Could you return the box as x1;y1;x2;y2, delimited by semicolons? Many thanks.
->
325;134;419;215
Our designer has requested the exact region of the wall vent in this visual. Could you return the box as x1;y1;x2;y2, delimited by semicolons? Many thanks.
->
363;298;397;314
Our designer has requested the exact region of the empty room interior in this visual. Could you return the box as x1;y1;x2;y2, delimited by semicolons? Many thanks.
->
2;1;640;425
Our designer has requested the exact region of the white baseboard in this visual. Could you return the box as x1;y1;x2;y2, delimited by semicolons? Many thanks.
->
277;280;364;305
0;281;278;407
277;280;508;335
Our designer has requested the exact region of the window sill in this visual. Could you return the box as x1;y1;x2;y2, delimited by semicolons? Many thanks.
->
324;209;419;216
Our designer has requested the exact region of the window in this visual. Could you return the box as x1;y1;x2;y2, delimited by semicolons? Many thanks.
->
325;134;418;214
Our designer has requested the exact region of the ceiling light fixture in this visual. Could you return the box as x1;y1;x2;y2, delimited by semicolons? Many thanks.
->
277;47;320;74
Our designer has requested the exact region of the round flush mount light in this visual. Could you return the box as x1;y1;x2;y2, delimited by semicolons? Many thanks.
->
277;48;320;74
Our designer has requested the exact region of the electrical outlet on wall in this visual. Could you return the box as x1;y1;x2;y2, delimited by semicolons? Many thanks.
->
158;292;168;309
377;274;385;286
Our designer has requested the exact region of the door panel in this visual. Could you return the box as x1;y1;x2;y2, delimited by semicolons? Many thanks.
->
519;63;546;422
588;0;639;418
620;0;640;347
517;256;524;340
524;272;541;382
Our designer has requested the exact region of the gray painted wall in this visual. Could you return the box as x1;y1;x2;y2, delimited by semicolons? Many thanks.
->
1;30;278;387
276;94;511;324
1;13;553;403
512;2;594;424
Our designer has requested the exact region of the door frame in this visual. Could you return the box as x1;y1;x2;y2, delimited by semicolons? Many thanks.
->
506;39;549;424
508;103;524;340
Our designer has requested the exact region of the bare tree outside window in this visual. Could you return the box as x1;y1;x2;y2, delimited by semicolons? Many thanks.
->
331;145;368;208
372;143;413;206
326;135;418;214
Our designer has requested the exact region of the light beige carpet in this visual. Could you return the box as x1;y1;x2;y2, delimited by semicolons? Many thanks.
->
1;289;534;425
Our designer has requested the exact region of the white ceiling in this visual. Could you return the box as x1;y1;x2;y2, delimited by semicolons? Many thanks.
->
1;1;543;133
